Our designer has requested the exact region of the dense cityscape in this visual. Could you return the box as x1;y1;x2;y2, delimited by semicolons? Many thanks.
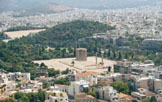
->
0;1;162;102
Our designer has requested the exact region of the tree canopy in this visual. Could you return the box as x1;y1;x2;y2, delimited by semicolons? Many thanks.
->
111;81;130;94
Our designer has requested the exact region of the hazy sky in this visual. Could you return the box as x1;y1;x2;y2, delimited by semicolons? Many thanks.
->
0;0;161;12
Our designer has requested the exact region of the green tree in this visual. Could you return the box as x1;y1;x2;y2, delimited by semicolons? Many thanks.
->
19;95;29;102
118;52;122;60
62;68;70;74
1;98;15;102
48;69;60;77
113;51;116;59
142;98;150;102
107;49;111;58
71;61;75;66
43;80;50;89
88;91;97;98
62;48;66;58
132;100;138;102
124;53;128;59
14;92;25;100
131;53;134;61
38;89;45;102
150;96;157;102
26;93;37;102
40;63;47;68
111;81;129;94
54;78;70;85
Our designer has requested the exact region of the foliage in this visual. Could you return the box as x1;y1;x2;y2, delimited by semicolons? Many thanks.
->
150;96;157;102
132;100;138;102
42;80;50;89
0;98;15;102
111;81;129;94
54;78;70;85
107;49;111;57
118;51;122;60
71;61;75;66
142;98;150;102
14;89;45;102
48;69;60;77
88;91;97;98
37;89;46;102
62;68;71;74
19;95;29;102
12;20;115;47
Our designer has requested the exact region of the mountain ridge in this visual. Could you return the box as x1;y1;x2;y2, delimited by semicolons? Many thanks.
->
0;0;162;12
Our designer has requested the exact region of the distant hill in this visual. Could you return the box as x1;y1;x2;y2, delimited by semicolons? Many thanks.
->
0;0;72;13
23;3;72;14
52;0;162;9
11;20;115;47
0;0;162;12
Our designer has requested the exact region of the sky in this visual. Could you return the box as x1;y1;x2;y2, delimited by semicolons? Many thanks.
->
0;0;161;12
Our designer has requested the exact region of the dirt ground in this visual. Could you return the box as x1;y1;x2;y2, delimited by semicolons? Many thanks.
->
4;29;45;39
33;56;116;72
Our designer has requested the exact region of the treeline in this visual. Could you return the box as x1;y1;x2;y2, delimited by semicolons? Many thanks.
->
11;20;115;47
1;89;45;102
6;26;47;32
104;46;162;66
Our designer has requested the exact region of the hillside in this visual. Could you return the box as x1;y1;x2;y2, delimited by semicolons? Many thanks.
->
0;20;114;79
11;20;115;47
0;1;72;13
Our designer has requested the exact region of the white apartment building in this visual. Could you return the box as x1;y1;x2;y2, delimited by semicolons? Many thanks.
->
93;86;119;102
75;71;98;86
0;73;8;84
68;80;89;96
50;84;68;93
7;72;30;81
45;90;68;102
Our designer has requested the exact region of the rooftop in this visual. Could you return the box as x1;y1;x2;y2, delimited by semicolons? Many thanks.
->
55;84;68;88
75;71;97;77
119;93;133;99
76;93;96;100
103;86;112;89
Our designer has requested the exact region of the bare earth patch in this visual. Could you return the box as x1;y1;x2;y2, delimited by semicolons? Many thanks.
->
33;56;116;73
4;29;46;39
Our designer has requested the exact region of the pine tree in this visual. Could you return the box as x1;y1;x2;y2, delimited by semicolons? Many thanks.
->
131;53;134;61
150;96;157;102
108;49;111;58
113;51;116;59
118;52;122;60
124;53;128;59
